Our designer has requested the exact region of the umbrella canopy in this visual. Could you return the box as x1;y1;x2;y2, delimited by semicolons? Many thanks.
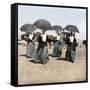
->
64;25;79;33
20;24;36;33
33;19;51;31
50;25;63;33
51;25;63;30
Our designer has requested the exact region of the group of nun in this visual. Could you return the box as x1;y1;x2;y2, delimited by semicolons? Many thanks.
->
25;31;78;64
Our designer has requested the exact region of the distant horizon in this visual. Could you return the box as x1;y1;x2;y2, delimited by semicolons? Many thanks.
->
18;5;86;40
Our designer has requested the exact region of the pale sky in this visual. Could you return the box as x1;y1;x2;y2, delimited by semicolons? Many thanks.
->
18;5;86;40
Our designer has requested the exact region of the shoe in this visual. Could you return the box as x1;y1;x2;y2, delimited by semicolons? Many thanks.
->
71;60;74;63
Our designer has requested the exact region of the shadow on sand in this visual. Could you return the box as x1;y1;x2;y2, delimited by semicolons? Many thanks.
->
48;53;73;63
20;54;73;63
29;60;43;64
20;54;31;58
56;57;73;63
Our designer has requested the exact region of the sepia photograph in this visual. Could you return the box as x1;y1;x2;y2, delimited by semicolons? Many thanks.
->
16;3;88;85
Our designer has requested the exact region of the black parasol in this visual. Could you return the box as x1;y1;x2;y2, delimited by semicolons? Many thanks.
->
20;24;36;33
33;19;51;32
64;25;79;33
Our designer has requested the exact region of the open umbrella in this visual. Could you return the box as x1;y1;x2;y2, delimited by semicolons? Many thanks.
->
20;24;36;33
33;19;51;32
51;25;63;30
50;25;63;33
64;25;79;33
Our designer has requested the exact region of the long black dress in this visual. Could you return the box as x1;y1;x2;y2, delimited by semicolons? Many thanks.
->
52;40;62;57
33;36;49;64
65;37;77;63
26;36;35;58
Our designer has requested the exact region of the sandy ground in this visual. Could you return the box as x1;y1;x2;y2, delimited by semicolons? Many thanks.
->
18;40;86;85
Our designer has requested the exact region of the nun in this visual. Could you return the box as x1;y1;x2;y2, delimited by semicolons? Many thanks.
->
26;32;35;58
52;33;62;57
65;32;77;63
33;32;49;64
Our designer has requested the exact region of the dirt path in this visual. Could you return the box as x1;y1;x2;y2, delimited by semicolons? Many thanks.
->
18;41;86;85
